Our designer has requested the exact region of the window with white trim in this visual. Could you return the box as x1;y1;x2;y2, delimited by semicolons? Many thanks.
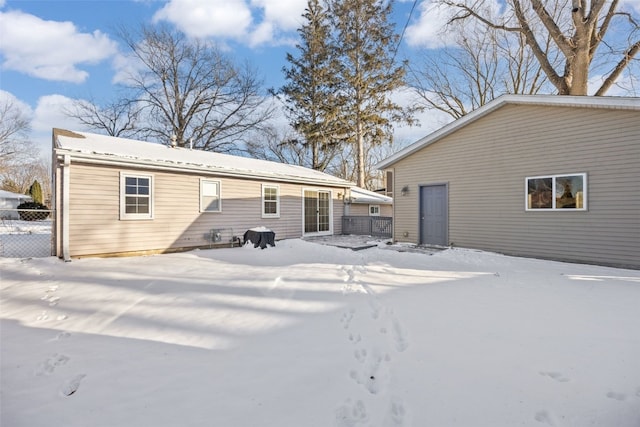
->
201;179;221;212
369;205;380;216
120;173;153;220
526;173;587;211
262;184;280;218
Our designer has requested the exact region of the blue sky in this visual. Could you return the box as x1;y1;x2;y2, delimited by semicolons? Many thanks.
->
1;0;451;156
1;0;639;157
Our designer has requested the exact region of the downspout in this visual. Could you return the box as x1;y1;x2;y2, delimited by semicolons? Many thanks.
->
62;154;71;262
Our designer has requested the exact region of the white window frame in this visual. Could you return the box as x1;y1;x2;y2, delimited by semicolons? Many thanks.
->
525;173;587;211
200;179;222;213
261;184;280;218
120;172;154;220
369;204;380;216
301;187;334;236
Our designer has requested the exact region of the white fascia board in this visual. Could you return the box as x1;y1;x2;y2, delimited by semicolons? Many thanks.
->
55;150;355;188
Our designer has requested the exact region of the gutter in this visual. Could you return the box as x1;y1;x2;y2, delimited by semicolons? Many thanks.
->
54;151;354;188
62;154;71;262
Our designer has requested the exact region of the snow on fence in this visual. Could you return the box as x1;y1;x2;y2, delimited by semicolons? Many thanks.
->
0;209;53;258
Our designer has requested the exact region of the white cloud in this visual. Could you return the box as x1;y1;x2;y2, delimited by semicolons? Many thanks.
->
405;0;508;49
0;90;33;118
404;1;457;49
31;94;87;156
153;0;253;39
251;0;305;32
153;0;305;46
389;86;452;148
0;10;118;83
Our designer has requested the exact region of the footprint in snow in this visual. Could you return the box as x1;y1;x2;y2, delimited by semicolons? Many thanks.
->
349;349;390;395
534;410;559;426
340;309;355;330
335;399;367;427
61;374;86;397
539;371;570;382
390;316;409;352
35;353;70;376
606;391;626;401
48;331;71;342
387;398;408;427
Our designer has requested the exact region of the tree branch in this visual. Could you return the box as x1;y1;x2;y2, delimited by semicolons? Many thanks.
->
595;40;640;95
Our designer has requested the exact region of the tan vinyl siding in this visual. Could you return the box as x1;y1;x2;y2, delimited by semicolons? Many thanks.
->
65;163;345;257
392;104;640;268
348;204;393;217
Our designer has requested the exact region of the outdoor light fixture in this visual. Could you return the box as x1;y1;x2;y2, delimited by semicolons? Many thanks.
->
401;185;409;196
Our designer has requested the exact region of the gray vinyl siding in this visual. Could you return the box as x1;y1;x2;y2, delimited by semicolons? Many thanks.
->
392;104;640;269
64;163;345;257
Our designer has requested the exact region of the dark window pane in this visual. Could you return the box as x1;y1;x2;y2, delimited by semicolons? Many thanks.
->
556;175;583;209
527;178;552;209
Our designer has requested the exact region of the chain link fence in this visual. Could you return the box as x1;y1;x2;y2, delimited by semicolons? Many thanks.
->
0;209;53;258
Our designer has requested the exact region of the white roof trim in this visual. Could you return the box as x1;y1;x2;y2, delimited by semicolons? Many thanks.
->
376;94;640;169
54;129;354;187
0;190;31;199
350;187;392;204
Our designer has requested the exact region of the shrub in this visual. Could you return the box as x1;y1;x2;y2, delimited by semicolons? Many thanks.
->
17;201;50;221
29;180;44;204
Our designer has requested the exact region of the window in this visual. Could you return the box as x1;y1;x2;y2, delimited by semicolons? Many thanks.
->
120;173;153;220
369;205;380;216
385;170;393;197
262;184;280;218
526;173;586;211
201;179;221;212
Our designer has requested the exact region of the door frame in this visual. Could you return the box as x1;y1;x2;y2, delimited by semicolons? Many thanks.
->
418;183;449;246
302;187;334;236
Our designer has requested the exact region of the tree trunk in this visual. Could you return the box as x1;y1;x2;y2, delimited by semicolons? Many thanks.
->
356;120;365;187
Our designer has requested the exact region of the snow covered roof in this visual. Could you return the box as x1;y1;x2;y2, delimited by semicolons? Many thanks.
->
377;94;640;169
53;129;354;187
350;187;392;204
0;190;31;200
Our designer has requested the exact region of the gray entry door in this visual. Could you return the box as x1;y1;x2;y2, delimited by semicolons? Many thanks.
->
419;184;447;246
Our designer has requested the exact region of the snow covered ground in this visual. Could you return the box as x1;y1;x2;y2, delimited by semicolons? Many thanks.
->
0;219;51;258
1;239;639;427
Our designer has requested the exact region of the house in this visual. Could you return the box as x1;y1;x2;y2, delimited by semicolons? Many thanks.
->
345;187;392;217
0;190;32;219
377;95;640;269
52;129;354;259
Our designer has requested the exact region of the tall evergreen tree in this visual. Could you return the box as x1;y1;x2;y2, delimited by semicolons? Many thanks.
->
279;0;343;171
29;180;43;205
329;0;417;187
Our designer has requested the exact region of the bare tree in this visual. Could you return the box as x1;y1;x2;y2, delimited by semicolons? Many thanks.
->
1;157;51;203
66;97;144;138
117;24;274;152
0;96;32;165
245;125;310;167
437;0;640;95
410;25;551;119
